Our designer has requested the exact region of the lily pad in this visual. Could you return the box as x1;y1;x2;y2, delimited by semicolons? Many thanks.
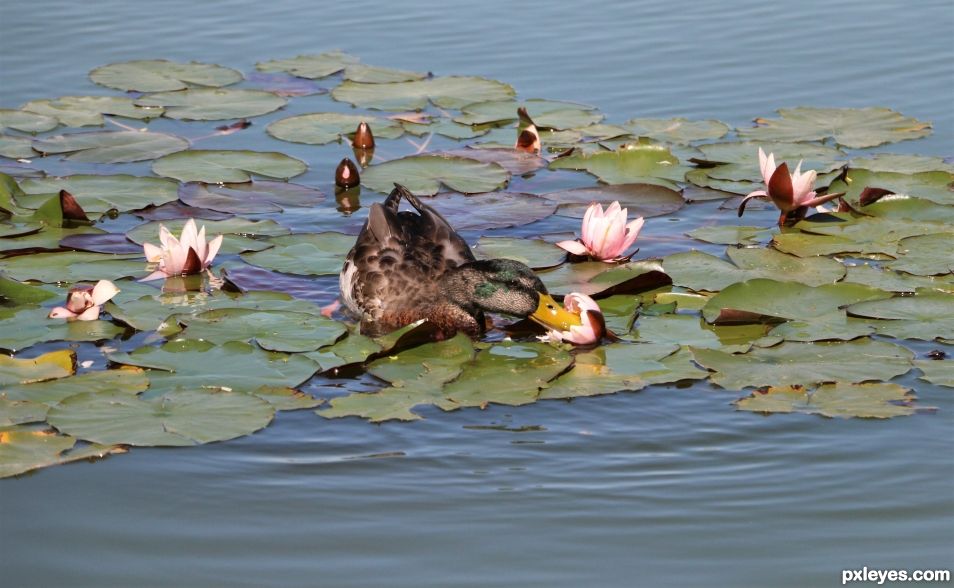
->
343;64;428;84
622;117;730;144
18;174;179;214
0;134;37;159
90;59;243;92
842;264;954;293
543;183;685;218
134;88;286;120
632;314;724;348
2;367;149;404
828;168;953;207
474;237;566;269
0;349;74;387
537;259;671;297
0;427;121;479
0;306;125;352
701;279;890;323
548;144;689;188
849;154;954;174
735;382;919;418
178;181;325;214
0;275;57;307
691;338;913;390
360;154;510;196
240;232;353;276
174;308;347;352
48;389;273;447
266;112;405;145
846;293;954;341
765;313;876;342
256;51;360;79
21;96;163;127
0;251;144;283
889;233;954;276
435;148;547;176
686;225;775;246
152;150;307;183
692;141;844;170
454;99;602;129
426;191;556;230
860;196;954;224
737;106;932;148
332;76;515;111
915;360;954;388
0;109;58;133
127;216;288;256
0;398;49;426
32;131;188;163
663;247;847;292
252;386;323;411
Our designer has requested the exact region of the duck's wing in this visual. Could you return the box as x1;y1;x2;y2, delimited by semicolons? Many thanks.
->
340;184;475;320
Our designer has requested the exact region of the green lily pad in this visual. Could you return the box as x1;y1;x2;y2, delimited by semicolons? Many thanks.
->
0;134;37;159
306;332;384;373
435;148;547;175
0;275;57;306
701;279;889;323
849;154;954;174
90;59;243;92
266;112;405;145
127;216;288;244
256;51;360;79
152;150;307;183
474;237;566;269
0;349;74;387
889;233;954;276
252;386;323;411
48;388;273;446
686;225;775;246
32;131;188;163
548;144;689;188
0;306;125;353
240;232;353;276
18;174;179;214
0;109;58;133
0;426;121;479
771;232;874;258
360;154;510;196
2;367;149;404
794;216;948;257
537;259;671;297
663;247;846;292
178;181;325;214
735;382;919;418
860;196;954;224
594;294;642;335
684;168;759;195
342;64;428;84
915;360;954;388
332;76;515;111
134;88;286;120
454;99;602;129
0;251;144;283
691;338;913;390
765;313;876;342
21;96;163;127
842;264;954;293
0;223;105;254
632;314;724;348
543;183;685;219
0;398;49;426
846;293;954;341
828;168;953;207
174;308;347;352
426;191;557;230
403;119;491;140
622;117;730;144
692;141;844;170
737;106;932;149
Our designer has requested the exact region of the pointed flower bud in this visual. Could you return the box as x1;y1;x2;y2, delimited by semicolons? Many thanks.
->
335;158;361;189
352;121;375;149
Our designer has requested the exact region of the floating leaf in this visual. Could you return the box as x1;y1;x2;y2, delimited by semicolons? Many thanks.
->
256;51;360;79
0;109;58;133
2;367;149;404
691;338;913;390
537;259;671;297
0;251;144;283
178;181;325;214
266;112;405;145
692;141;844;170
90;59;243;92
436;148;546;175
548;144;689;188
737;106;932;149
765;313;875;342
842;264;954;293
152;149;307;183
828;168;953;207
360;154;509;196
846;293;954;341
403;119;491;140
48;389;273;446
622;117;729;144
0;349;74;387
134;88;286;120
735;382;919;418
0;275;57;306
18;174;179;214
663;247;846;292
849;154;954;174
860;196;954;224
888;233;954;276
0;427;119;478
240;232;353;276
632;314;724;348
245;72;327;97
306;332;383;373
174;308;347;352
474;237;566;269
686;225;774;246
0;134;36;159
21;96;162;127
0;306;125;352
543;183;685;219
794;215;947;257
343;64;427;84
426;191;556;230
701;279;889;323
127;216;287;255
332;76;515;111
454;99;601;129
32;131;188;163
915;360;954;388
252;386;323;411
0;398;49;426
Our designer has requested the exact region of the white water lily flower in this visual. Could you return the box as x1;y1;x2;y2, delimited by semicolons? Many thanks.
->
557;201;644;262
141;218;223;281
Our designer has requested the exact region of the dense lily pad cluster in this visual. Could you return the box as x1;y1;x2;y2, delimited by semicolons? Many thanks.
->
1;53;951;478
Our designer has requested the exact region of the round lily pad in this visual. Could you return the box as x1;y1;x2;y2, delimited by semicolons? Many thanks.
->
134;88;286;120
474;237;566;269
178;181;325;214
21;96;163;127
842;264;954;293
342;64;427;84
174;308;347;352
0;134;36;159
0;349;75;387
737;106;932;149
332;76;515;111
548;144;689;188
426;191;557;230
544;183;685;218
32;131;189;163
240;232;354;276
889;233;954;276
848;154;954;174
454;99;602;129
846;293;954;341
266;112;405;145
735;382;919;419
436;148;547;175
152;149;307;183
622;117;730;144
0;109;58;133
0;306;125;353
663;247;847;292
2;367;149;404
0;427;74;478
686;225;775;246
828;168;953;207
256;51;360;79
360;154;510;196
915;360;954;388
0;251;144;283
18;174;179;214
90;59;243;92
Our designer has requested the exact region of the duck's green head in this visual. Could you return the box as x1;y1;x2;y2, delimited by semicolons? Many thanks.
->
443;259;582;331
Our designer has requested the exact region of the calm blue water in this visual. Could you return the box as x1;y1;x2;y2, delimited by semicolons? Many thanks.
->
1;1;953;586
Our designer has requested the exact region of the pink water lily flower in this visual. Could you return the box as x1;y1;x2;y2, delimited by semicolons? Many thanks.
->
557;201;645;262
141;218;223;281
738;148;844;224
48;280;119;321
539;293;605;345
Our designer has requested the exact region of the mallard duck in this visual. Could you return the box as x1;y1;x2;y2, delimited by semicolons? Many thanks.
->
340;184;581;337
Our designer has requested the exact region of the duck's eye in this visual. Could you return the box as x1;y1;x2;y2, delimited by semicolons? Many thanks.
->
546;304;556;312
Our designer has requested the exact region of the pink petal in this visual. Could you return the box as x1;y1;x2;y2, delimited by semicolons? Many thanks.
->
204;234;223;266
581;202;601;241
556;239;589;256
194;225;208;262
75;305;101;321
139;269;169;282
48;306;77;319
90;280;120;306
180;218;199;253
564;292;601;314
165;242;187;275
618;216;645;252
159;224;173;248
143;242;163;263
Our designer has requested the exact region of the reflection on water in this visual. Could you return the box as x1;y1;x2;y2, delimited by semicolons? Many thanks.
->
1;0;952;586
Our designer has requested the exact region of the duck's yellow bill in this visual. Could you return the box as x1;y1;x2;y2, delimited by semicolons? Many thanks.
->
530;293;583;332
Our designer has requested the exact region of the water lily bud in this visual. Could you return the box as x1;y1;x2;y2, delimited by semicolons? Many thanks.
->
515;124;541;154
59;190;90;222
65;284;95;314
353;121;375;149
335;158;360;189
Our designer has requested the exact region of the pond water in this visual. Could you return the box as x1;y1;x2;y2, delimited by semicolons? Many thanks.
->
1;0;953;586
